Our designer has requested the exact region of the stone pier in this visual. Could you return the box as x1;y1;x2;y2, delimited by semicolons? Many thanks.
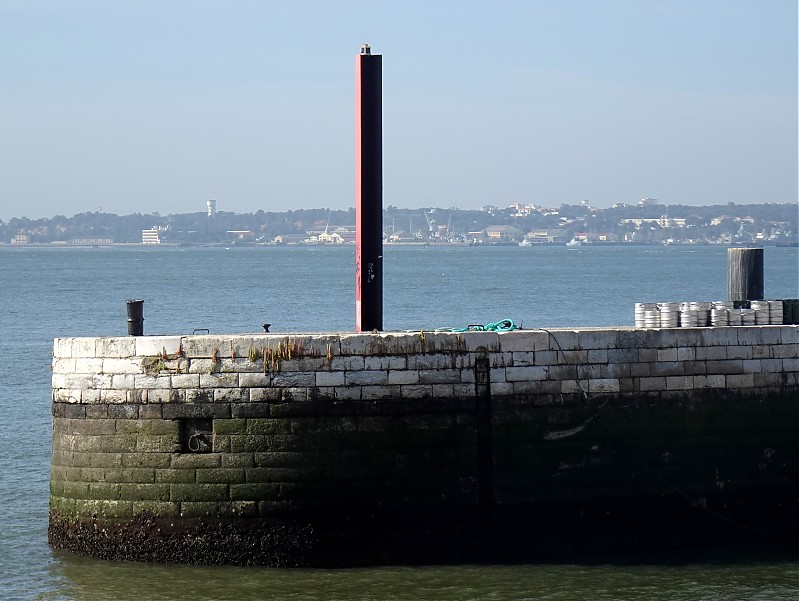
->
50;327;799;565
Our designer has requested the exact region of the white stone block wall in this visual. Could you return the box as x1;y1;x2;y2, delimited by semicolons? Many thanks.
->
53;327;799;404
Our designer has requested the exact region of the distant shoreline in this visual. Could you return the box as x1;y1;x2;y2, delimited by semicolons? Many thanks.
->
2;241;796;249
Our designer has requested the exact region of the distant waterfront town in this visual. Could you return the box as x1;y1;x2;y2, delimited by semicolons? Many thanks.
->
2;198;797;248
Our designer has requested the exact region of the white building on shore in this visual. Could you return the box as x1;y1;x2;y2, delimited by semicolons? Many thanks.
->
141;229;161;244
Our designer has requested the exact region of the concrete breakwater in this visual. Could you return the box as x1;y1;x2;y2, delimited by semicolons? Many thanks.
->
50;327;799;566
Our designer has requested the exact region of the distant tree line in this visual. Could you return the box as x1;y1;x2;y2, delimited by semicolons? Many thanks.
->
1;202;795;245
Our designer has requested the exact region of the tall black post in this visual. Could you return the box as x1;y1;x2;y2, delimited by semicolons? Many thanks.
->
126;299;144;336
727;248;764;302
355;44;383;332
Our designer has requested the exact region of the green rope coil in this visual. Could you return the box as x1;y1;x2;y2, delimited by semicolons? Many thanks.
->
435;319;518;333
485;319;517;331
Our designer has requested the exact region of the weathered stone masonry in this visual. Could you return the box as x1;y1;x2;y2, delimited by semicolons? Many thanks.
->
50;327;799;565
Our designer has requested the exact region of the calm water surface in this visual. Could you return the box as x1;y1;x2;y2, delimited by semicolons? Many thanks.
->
1;245;798;600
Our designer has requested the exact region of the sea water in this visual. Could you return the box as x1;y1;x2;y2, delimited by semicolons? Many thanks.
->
1;244;798;601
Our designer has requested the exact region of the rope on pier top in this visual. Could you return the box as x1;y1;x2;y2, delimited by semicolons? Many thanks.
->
435;319;518;333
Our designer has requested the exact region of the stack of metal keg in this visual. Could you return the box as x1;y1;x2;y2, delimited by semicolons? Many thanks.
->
711;301;732;326
750;300;770;324
634;303;658;328
634;299;787;328
769;300;784;324
658;303;680;328
685;301;711;327
678;303;699;328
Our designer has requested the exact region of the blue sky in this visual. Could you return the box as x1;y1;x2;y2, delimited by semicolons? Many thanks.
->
0;0;796;219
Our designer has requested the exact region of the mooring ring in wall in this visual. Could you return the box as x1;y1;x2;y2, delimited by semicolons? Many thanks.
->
188;433;204;452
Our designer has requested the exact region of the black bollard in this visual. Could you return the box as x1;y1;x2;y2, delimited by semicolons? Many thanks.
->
126;299;144;336
727;248;764;302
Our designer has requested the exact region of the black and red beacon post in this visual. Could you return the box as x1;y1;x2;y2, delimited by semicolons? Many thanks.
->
355;44;383;332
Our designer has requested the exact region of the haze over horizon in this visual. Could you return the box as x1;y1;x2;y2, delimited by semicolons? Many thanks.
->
1;1;796;221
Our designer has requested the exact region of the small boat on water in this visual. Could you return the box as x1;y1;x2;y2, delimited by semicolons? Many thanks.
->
566;238;582;248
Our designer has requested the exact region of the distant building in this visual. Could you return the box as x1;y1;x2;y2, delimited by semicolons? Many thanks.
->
207;199;217;217
464;230;487;244
308;231;345;244
305;226;356;244
621;217;686;228
273;234;307;245
332;227;357;243
11;233;30;245
386;230;416;243
141;229;161;244
72;238;113;245
508;203;536;217
226;230;255;240
638;197;659;207
526;229;568;243
621;218;655;228
485;225;524;242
